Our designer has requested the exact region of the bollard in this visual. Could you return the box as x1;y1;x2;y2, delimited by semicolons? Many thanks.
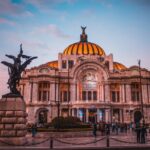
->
106;135;110;147
50;137;53;149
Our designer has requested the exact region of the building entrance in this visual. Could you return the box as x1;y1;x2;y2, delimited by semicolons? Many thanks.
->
134;110;142;123
89;108;97;123
38;110;48;125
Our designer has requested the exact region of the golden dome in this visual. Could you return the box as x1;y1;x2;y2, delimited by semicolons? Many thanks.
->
113;62;127;71
64;42;105;56
63;27;105;56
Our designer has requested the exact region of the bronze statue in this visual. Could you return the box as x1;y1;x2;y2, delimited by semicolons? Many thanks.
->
81;26;86;34
1;44;37;97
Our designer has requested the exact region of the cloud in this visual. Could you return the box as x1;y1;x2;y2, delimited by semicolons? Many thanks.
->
0;18;16;26
32;24;71;39
0;0;33;17
26;0;76;9
0;0;23;15
126;0;150;6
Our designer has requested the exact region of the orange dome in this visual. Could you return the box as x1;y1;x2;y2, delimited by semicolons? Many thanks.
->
63;27;105;56
63;42;105;56
47;60;58;69
113;62;127;71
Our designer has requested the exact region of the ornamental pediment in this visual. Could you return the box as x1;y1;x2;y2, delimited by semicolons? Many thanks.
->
39;67;50;73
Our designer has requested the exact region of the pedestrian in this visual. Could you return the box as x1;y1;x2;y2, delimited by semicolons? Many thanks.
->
105;123;110;135
93;123;97;137
141;125;147;144
31;124;37;137
135;122;141;143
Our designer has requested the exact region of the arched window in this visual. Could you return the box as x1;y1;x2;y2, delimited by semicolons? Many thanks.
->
81;72;98;101
38;82;50;101
131;83;140;102
110;84;120;102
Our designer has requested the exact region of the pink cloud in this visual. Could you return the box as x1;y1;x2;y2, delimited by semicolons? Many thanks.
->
32;24;71;39
0;18;16;26
0;0;33;17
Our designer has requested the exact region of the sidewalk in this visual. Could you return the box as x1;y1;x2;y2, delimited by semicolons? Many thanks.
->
0;131;150;149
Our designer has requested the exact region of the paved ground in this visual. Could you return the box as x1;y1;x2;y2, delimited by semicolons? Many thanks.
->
0;131;150;149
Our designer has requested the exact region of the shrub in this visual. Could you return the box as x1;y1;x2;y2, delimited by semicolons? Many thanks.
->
51;116;82;129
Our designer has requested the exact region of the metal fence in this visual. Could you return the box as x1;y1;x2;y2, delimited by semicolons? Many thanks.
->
0;135;150;149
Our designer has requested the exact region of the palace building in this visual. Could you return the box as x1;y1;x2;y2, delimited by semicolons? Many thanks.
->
20;27;150;125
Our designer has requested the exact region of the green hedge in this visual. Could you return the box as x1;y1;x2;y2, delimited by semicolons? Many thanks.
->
51;116;90;129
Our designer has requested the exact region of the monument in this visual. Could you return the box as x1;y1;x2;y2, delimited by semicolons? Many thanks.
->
0;44;37;145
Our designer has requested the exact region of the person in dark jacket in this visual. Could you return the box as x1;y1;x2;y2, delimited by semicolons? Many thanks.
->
93;123;97;137
135;122;141;143
141;125;147;144
31;124;37;137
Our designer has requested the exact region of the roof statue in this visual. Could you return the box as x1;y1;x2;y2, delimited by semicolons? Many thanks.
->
80;26;88;42
81;26;86;34
1;44;37;97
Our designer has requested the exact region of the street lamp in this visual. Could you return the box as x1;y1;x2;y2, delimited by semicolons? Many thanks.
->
51;67;61;130
67;64;70;117
138;60;145;125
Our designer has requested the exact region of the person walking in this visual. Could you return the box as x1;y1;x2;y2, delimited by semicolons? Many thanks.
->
141;124;147;144
93;123;97;138
135;122;141;143
31;124;37;137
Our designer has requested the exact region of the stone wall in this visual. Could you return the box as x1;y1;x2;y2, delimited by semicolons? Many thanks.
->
0;97;27;145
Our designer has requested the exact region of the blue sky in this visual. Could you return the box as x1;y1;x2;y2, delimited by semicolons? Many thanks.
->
0;0;150;97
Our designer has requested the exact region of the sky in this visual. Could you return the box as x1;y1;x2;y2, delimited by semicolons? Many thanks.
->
0;0;150;97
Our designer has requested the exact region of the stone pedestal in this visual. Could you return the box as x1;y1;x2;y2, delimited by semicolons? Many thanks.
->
0;96;27;146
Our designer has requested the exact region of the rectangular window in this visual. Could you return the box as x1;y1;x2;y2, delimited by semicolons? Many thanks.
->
82;91;86;101
63;91;67;102
117;91;120;102
88;91;92;100
112;91;116;102
62;60;67;69
93;91;97;100
68;60;74;68
43;91;47;101
131;83;140;102
39;91;41;101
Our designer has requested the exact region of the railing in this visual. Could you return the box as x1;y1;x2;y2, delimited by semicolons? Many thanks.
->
0;132;150;149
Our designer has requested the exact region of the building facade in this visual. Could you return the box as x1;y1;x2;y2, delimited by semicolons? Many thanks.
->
20;27;150;125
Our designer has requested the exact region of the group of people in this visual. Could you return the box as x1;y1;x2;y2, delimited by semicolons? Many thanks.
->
136;122;147;143
92;121;148;144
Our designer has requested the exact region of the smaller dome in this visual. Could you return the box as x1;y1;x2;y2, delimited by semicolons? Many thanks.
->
113;62;127;71
46;60;58;69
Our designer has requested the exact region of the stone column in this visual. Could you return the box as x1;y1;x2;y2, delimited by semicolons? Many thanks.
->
0;96;27;145
86;108;89;123
105;109;109;122
105;84;110;102
97;109;100;122
126;84;131;103
32;82;38;103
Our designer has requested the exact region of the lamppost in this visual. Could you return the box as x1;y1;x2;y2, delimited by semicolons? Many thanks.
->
51;67;61;130
67;64;70;117
138;60;145;125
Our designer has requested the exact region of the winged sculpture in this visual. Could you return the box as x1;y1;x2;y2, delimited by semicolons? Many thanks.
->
1;44;37;97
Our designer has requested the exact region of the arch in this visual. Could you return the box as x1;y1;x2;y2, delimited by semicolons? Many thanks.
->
134;110;142;123
35;108;49;125
71;60;109;81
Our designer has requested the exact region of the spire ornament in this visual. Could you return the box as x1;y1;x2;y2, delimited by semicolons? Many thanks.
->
80;26;88;42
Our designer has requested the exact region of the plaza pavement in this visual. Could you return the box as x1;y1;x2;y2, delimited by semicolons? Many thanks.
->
1;131;150;150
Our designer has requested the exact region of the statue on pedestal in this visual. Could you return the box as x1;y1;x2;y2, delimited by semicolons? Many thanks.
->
1;44;37;97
